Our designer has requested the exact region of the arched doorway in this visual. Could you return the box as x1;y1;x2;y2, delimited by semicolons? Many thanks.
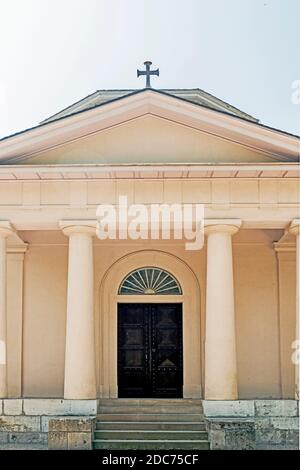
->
118;267;183;398
98;250;201;398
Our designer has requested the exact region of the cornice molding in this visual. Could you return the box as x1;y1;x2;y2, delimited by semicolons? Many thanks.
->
0;162;299;181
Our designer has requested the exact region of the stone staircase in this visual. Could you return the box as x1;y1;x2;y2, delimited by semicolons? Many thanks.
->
93;399;210;450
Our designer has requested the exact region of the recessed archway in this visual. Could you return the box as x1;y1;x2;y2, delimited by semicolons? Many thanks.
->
98;250;201;398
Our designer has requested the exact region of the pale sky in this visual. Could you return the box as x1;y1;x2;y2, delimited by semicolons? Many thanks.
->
0;0;299;139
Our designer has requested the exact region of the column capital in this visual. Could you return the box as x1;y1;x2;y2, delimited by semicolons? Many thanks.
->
0;221;15;239
59;220;96;237
289;219;300;236
205;219;242;236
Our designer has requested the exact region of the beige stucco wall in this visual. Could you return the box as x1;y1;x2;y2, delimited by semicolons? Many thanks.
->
8;228;295;399
234;230;282;398
22;244;68;397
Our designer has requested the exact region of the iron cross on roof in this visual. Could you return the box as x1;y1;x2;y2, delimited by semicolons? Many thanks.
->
137;61;159;88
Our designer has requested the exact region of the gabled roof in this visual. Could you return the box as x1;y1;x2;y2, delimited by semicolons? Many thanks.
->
0;88;298;164
41;88;259;124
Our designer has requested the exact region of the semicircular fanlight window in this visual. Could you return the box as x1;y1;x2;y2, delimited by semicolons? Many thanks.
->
118;267;182;295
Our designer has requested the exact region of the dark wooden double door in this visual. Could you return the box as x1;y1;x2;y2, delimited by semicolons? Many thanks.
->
118;303;183;398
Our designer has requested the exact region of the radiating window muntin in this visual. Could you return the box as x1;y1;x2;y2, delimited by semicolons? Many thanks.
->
119;267;182;295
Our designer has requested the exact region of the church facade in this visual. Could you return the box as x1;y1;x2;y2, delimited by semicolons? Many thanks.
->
0;85;299;449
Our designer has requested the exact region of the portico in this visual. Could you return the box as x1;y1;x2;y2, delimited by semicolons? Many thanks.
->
0;87;298;449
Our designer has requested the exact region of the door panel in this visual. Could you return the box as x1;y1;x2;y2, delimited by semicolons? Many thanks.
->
152;304;183;397
118;304;149;397
118;303;183;398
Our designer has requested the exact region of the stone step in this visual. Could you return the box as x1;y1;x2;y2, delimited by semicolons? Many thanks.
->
98;405;203;414
94;430;208;440
98;399;203;406
97;413;204;422
95;421;207;431
94;399;210;450
93;439;210;450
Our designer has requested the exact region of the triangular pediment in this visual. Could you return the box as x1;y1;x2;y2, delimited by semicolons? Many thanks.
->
0;89;298;164
19;115;276;165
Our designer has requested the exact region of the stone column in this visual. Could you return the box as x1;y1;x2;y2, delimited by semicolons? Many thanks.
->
204;220;241;400
0;222;14;398
61;223;96;399
289;219;300;399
